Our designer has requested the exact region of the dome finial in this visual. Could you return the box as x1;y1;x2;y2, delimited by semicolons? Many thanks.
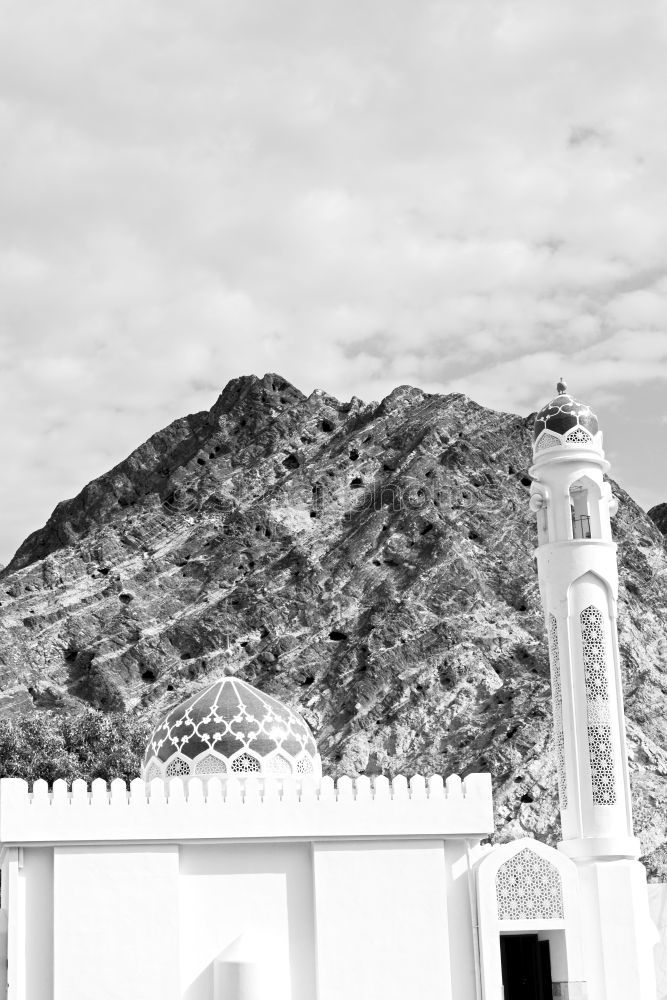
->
556;377;568;395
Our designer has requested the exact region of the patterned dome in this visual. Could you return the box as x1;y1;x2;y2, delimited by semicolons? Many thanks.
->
533;382;601;455
142;677;321;782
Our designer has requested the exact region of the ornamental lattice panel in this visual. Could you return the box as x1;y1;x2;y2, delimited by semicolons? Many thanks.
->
580;605;616;805
548;615;568;809
496;847;564;921
535;431;562;452
565;427;593;445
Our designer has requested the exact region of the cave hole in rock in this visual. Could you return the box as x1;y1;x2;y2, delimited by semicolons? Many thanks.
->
321;419;335;432
350;477;363;489
302;675;315;686
167;684;174;691
468;530;480;541
329;630;347;641
521;476;532;487
119;592;134;604
520;792;534;803
349;448;359;461
282;454;300;470
197;457;206;466
310;511;318;518
514;775;524;782
141;668;157;682
420;523;433;535
99;567;110;576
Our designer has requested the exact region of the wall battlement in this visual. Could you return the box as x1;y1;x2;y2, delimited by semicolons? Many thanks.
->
0;772;493;846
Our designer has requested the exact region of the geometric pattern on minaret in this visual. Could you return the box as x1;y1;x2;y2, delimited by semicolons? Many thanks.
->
581;605;616;806
548;614;568;809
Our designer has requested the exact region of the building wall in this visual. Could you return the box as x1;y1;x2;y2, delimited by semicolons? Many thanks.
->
53;845;180;1000
0;773;494;1000
179;842;315;1000
445;840;483;1000
312;839;459;1000
24;849;53;1000
649;884;667;1000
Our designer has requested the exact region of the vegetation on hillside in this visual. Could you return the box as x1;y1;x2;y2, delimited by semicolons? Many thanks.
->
0;711;150;785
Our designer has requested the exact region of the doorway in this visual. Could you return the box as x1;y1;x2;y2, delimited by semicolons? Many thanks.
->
500;934;552;1000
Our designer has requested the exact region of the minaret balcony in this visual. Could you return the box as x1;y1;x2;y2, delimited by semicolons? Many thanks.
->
572;514;592;540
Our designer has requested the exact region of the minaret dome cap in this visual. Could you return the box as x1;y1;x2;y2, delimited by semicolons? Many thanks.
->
532;382;601;453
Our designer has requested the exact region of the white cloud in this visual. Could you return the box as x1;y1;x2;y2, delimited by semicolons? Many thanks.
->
1;0;667;561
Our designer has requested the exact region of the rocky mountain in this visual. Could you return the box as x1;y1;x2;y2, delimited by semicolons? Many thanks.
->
1;373;667;873
650;503;667;537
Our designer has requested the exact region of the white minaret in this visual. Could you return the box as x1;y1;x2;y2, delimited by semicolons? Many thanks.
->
530;381;656;1000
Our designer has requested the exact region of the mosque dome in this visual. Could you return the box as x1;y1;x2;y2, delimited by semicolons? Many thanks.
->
142;676;322;782
532;381;602;455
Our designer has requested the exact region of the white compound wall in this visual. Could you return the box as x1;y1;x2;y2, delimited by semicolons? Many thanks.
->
0;772;493;1000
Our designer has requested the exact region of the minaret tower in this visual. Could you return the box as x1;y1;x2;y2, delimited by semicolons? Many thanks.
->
529;382;656;1000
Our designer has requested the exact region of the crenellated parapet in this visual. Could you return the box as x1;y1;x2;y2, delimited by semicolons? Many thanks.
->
0;772;493;846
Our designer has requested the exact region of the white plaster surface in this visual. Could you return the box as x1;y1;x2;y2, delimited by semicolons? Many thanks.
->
0;773;494;845
576;858;657;1000
179;842;315;1000
313;840;454;1000
0;773;491;1000
649;884;667;1000
23;849;53;1000
53;845;180;1000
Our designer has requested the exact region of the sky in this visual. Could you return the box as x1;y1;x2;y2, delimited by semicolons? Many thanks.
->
1;0;666;564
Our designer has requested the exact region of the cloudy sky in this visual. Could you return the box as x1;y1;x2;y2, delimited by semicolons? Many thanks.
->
1;0;666;563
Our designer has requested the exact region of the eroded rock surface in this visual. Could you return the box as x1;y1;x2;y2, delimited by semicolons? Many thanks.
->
649;503;667;538
1;374;667;873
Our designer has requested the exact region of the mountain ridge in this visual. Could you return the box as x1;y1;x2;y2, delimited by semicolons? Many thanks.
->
1;373;667;874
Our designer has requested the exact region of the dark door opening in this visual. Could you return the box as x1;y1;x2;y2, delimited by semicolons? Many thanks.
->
500;934;552;1000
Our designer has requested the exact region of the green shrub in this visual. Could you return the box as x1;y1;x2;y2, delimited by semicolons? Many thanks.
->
0;710;151;785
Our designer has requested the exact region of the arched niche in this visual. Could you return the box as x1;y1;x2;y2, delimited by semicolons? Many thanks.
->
568;474;603;540
475;838;585;1000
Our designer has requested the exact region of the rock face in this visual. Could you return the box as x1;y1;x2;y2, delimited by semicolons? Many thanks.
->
649;503;667;537
1;373;667;872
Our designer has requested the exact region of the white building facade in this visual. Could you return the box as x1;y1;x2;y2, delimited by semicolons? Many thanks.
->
0;384;660;1000
0;768;494;1000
